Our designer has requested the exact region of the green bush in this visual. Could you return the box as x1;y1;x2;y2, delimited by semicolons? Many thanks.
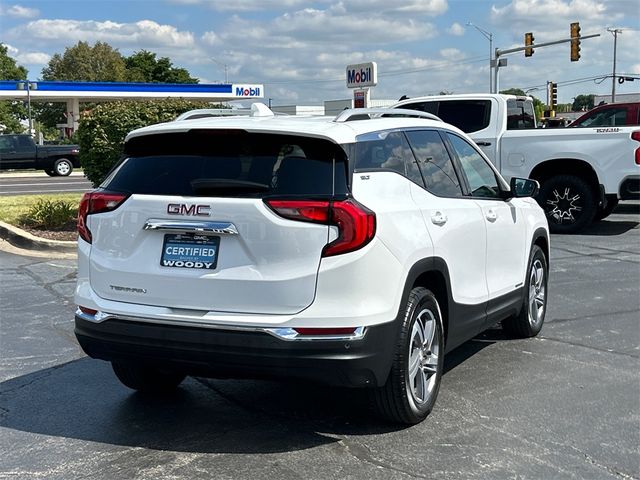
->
76;99;209;185
21;199;78;230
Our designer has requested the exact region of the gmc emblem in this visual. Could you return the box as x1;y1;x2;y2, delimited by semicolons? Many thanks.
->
167;204;211;216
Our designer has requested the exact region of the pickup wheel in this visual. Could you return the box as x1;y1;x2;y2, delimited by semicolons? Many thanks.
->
112;361;186;393
53;158;73;176
370;287;444;424
538;175;596;233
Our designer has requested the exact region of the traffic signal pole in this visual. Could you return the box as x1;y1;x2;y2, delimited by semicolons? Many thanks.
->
492;33;600;93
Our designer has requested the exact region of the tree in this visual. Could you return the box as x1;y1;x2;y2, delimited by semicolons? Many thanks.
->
571;94;595;111
0;44;28;133
125;50;198;83
77;99;209;185
42;41;127;81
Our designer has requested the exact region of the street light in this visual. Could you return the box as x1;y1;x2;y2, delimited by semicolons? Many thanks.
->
16;80;37;136
210;57;229;83
467;22;493;93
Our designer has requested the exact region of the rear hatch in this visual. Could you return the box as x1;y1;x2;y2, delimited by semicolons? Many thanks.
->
86;129;348;314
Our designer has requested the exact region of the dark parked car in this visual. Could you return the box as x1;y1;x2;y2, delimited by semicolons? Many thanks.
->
0;134;80;176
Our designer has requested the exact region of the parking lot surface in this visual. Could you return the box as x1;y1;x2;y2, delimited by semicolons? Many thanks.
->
1;203;638;479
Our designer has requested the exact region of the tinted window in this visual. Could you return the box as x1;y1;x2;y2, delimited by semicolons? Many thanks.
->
401;100;492;133
507;99;536;129
105;130;348;197
0;136;14;152
446;133;500;198
354;131;424;185
405;130;462;197
574;107;628;127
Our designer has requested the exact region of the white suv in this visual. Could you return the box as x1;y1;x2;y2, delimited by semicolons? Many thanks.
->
74;105;549;424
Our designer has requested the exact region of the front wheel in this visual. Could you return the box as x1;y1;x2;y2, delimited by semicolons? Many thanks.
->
112;361;186;393
537;175;596;233
370;287;444;424
503;245;548;338
53;158;73;176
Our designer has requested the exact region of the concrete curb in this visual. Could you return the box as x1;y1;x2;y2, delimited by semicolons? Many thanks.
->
0;221;77;253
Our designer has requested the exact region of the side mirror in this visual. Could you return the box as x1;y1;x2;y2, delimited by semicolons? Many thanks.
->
509;177;539;198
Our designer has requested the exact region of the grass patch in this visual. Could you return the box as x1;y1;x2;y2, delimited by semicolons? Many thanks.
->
0;193;83;227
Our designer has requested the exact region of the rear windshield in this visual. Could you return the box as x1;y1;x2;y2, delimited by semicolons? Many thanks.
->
103;130;348;197
400;100;491;133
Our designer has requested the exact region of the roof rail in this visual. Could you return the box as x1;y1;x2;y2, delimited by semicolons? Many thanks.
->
334;108;442;123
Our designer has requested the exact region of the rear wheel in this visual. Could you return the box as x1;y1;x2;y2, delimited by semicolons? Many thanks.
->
370;287;444;424
53;158;73;176
112;361;186;393
503;245;548;338
538;175;596;233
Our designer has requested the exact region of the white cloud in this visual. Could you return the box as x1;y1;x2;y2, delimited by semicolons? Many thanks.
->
168;0;310;11
0;4;39;18
440;48;466;60
2;43;50;65
446;22;465;36
10;19;195;49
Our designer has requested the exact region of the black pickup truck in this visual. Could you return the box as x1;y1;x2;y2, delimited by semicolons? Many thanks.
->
0;134;80;176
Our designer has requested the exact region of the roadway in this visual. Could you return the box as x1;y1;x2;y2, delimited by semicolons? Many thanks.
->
0;204;638;479
0;171;93;195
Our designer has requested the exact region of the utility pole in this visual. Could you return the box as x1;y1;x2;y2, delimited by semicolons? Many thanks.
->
467;22;493;93
607;28;622;103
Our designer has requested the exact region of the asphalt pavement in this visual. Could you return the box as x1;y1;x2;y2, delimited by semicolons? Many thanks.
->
0;171;93;195
0;204;638;479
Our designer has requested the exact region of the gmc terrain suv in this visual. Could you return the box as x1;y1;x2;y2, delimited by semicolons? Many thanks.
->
75;105;549;424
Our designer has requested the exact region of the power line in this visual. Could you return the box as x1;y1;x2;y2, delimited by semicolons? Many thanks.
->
263;55;488;86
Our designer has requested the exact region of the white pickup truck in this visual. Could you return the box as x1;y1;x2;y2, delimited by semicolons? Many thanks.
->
393;94;640;233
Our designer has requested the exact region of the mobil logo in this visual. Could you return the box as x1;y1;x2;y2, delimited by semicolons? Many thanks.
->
346;62;378;88
235;85;262;97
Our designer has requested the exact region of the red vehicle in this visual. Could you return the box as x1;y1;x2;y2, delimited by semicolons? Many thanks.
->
569;102;640;128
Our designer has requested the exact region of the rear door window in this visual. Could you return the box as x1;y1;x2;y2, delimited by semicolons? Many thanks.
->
401;100;492;133
104;130;348;197
506;99;536;129
405;130;463;197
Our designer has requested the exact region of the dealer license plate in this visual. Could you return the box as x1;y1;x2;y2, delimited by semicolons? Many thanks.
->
160;234;220;270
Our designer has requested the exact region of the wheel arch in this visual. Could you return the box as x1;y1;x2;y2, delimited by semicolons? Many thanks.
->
528;158;600;195
401;257;453;347
531;227;550;267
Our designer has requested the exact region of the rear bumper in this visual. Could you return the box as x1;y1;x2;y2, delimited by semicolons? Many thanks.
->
75;316;397;388
619;176;640;200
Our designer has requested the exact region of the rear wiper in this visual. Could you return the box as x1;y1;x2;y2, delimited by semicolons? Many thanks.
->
191;178;270;194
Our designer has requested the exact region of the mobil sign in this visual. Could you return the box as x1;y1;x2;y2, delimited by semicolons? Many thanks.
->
233;84;264;98
346;62;377;88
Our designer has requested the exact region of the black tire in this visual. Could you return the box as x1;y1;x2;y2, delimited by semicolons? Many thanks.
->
53;158;73;176
537;175;596;233
503;245;548;338
111;361;186;393
370;287;444;424
45;170;56;177
595;197;619;221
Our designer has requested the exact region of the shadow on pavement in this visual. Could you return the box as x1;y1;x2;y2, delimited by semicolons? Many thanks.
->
0;333;497;454
572;219;638;236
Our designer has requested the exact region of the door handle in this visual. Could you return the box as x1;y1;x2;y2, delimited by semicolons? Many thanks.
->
431;212;448;226
485;209;497;222
476;141;492;147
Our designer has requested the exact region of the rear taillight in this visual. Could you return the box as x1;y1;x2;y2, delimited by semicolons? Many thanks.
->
78;306;97;316
632;131;640;165
265;198;376;257
77;191;129;243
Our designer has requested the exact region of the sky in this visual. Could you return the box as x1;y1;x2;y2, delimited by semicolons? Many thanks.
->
0;0;638;105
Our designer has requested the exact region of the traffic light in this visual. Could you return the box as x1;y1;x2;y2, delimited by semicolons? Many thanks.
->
525;32;535;57
570;22;581;61
549;82;558;110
